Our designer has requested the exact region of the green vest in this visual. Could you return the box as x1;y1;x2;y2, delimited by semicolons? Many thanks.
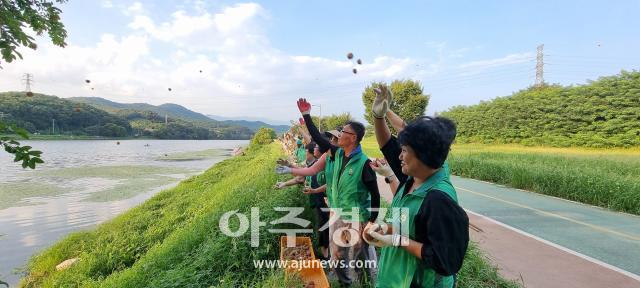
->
377;162;458;288
324;153;336;207
324;148;371;222
295;147;306;164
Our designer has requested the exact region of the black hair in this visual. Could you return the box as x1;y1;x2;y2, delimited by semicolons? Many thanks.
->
305;141;316;154
398;116;456;169
344;121;365;143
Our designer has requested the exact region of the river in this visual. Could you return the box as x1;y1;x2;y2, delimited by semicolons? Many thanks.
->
0;139;247;286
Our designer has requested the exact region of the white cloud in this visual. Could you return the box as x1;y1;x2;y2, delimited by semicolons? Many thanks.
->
101;0;113;8
0;2;418;122
458;52;534;70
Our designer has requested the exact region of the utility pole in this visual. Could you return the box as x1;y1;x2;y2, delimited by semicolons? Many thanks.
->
22;73;33;91
165;114;168;125
51;119;55;135
312;104;322;131
535;44;545;88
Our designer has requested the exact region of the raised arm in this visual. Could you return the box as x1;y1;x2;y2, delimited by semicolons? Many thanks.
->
297;120;312;144
297;98;335;152
290;152;327;176
372;85;392;148
386;110;407;134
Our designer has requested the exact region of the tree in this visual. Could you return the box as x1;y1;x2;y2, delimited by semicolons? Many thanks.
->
361;80;429;131
250;127;276;146
311;112;353;131
0;0;68;67
0;0;68;169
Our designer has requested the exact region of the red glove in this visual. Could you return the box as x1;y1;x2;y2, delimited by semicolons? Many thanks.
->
299;117;305;125
297;98;311;115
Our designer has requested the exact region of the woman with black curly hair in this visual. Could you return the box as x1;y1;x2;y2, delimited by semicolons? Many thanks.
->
363;85;469;288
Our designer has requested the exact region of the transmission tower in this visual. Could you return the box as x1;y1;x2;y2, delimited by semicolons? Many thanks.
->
22;73;34;91
535;44;544;88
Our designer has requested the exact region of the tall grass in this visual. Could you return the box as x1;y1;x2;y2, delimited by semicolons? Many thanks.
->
450;144;640;215
364;136;640;215
20;141;517;287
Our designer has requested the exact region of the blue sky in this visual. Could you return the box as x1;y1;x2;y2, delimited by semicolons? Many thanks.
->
2;0;639;124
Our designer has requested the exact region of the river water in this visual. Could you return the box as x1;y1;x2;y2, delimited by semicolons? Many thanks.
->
0;139;247;285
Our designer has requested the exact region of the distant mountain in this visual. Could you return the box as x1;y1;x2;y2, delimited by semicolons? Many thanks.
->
220;119;289;134
207;114;290;126
0;93;256;139
206;115;288;134
0;92;132;137
69;97;212;123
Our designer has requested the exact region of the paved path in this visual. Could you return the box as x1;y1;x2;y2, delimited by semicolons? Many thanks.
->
376;175;640;287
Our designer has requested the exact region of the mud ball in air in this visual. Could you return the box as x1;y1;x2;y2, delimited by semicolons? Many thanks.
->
168;88;172;91
26;91;34;97
352;68;357;74
357;59;362;65
117;142;120;145
347;52;354;59
85;79;91;83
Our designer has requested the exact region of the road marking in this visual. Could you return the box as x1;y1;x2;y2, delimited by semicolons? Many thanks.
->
466;210;640;282
455;186;640;242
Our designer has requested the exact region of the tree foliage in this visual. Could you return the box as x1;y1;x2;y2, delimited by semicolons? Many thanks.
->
250;127;276;146
361;79;429;132
441;70;640;147
0;92;131;136
310;112;353;131
0;92;256;139
0;0;68;67
0;121;43;169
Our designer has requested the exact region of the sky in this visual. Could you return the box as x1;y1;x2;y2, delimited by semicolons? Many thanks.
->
1;0;640;125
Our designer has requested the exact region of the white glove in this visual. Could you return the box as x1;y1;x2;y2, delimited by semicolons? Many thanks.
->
275;165;292;174
368;230;405;248
274;182;286;189
370;159;394;177
372;85;393;119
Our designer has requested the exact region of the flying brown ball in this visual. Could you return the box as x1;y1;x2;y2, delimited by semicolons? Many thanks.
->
74;107;81;112
26;91;34;97
347;52;354;59
168;88;172;91
357;59;362;65
85;79;91;83
352;68;357;74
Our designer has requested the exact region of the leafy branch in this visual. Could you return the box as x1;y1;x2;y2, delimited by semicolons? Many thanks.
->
0;121;43;169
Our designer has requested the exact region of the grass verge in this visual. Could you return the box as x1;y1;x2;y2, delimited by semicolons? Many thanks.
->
365;136;640;215
449;144;640;215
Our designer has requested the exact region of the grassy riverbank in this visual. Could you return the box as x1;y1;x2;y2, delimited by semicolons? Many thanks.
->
362;137;640;215
21;142;516;287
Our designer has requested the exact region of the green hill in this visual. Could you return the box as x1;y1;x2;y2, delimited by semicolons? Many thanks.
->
441;70;640;148
69;97;214;123
0;92;255;139
0;92;132;137
69;97;284;137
